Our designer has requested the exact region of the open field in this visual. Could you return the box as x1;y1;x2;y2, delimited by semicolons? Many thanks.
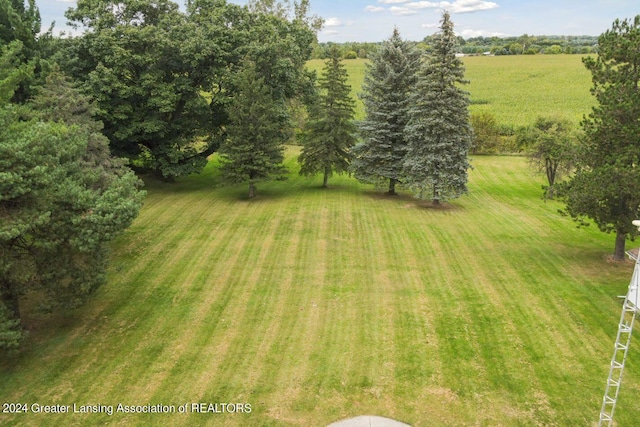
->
2;151;640;426
307;55;593;127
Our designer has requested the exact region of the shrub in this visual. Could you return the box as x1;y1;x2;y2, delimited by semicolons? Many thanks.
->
470;112;501;154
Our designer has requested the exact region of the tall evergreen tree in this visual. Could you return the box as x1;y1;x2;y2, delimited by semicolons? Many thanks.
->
560;16;640;260
219;61;289;198
352;28;420;195
0;66;144;349
298;47;356;188
403;11;472;204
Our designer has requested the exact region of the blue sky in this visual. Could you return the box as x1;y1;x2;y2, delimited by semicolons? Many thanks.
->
39;0;639;42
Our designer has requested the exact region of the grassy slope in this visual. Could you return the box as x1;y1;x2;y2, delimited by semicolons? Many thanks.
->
308;55;593;127
1;152;639;426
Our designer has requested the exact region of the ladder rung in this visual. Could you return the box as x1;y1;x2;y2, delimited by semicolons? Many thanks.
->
616;343;628;350
607;379;620;387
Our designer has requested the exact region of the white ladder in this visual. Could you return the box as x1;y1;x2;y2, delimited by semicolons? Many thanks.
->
598;249;640;426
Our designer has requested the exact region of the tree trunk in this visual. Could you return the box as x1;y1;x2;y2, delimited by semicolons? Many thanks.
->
388;178;397;195
322;166;330;188
1;284;21;322
248;182;256;198
432;186;440;205
154;166;175;183
614;230;627;261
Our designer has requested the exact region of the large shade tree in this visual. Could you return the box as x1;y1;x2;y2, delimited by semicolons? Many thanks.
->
561;16;640;260
352;28;420;195
403;11;472;204
64;0;216;180
63;0;319;181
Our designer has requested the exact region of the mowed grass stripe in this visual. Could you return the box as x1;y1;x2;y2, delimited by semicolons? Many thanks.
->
3;155;640;426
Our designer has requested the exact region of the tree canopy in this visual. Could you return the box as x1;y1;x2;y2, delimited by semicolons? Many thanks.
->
63;0;319;180
520;116;577;199
560;15;640;260
0;64;145;349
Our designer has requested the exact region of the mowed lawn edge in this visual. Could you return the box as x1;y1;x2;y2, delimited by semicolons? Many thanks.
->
1;152;639;426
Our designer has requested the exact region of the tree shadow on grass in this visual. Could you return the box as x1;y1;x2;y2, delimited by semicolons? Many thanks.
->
361;188;466;212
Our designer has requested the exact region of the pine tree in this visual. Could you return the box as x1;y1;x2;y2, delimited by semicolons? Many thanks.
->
352;28;420;195
403;11;472;204
298;46;356;188
560;16;640;260
219;61;289;198
0;66;144;349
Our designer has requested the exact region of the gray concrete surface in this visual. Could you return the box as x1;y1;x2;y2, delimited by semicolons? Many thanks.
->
327;415;411;427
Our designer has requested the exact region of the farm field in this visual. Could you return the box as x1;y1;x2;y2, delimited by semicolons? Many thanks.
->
2;152;639;426
307;55;594;128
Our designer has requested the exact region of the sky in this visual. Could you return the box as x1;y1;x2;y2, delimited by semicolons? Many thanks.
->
38;0;639;42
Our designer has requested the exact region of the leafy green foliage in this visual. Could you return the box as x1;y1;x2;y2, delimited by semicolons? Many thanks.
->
519;116;577;199
63;0;318;180
0;41;33;104
65;0;214;181
219;62;289;198
561;15;640;260
403;11;472;203
352;28;420;194
298;47;356;188
0;0;53;103
470;112;501;154
0;67;145;349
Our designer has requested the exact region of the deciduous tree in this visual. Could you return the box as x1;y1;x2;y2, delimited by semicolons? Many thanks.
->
298;47;356;188
403;11;472;204
352;28;420;195
560;16;640;260
65;0;214;181
520;116;577;199
63;0;319;181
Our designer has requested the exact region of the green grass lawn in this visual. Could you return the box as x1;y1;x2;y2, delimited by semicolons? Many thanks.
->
308;55;593;128
2;152;639;426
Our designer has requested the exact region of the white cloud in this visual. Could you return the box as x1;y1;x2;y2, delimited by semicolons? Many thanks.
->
390;6;419;16
406;1;441;10
442;0;499;14
55;0;76;3
366;0;498;19
421;23;439;29
458;28;507;38
325;17;342;27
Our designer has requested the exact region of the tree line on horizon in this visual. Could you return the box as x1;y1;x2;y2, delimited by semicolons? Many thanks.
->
312;34;600;60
